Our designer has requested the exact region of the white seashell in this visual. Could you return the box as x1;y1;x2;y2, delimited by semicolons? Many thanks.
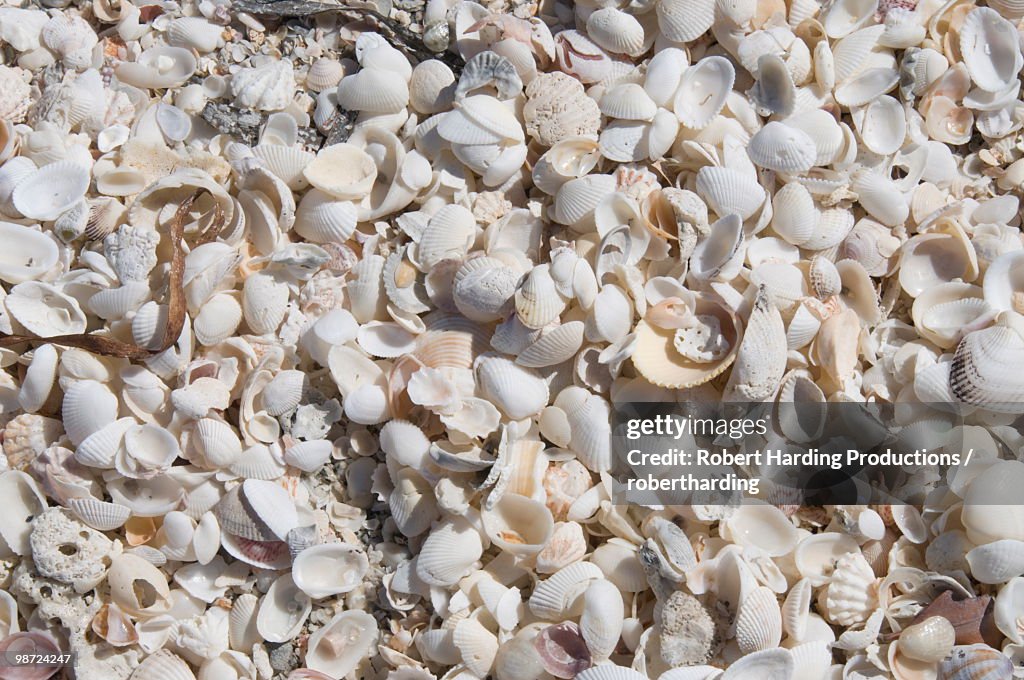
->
579;578;623;661
292;543;369;599
782;578;812;640
294;189;357;244
695;166;766;221
303;143;377;201
657;0;715;43
586;8;646;57
129;650;196;680
440;95;524;145
823;0;878;38
452;257;519;323
965;539;1024;584
232;61;296;111
418;204;477;268
108;553;173;617
253;144;314;191
476;354;549;420
748;122;817;173
194;293;243;346
674;57;735;130
599;121;647;163
721;648;793;680
283;440;333;472
305;611;379;678
380;419;431;469
167;17;224;53
898;616;956;663
529;561;605;620
453;617;499;678
771;182;816;246
0;223;58;285
854;95;906;156
0;471;47;556
690;214;746;282
63;379;118;447
338;68;409;113
416;517;483;586
600;84;657;122
409;59;456;114
306;58;347;92
823;552;877;626
11;161;90;221
256;574;311;642
242;272;290;335
18;343;58;413
736;586;783;654
960;8;1023;93
835;67;900;107
518;321;585;368
115;46;198;89
482;493;554;556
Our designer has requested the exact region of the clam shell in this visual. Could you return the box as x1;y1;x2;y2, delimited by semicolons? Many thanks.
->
476;354;549;420
11;161;90;221
303;144;377;200
747;121;817;173
416;517;483;586
939;644;1013;680
256;573;311;642
292;543;369;599
674;57;735;129
657;0;715;43
736;586;783;654
338;68;409;113
960;8;1023;93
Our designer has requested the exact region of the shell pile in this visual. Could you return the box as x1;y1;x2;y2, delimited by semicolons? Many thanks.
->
4;0;1024;677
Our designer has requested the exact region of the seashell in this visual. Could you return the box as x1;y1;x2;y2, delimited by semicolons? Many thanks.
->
736;586;783;654
483;493;554;555
747;121;817;173
18;344;57;414
695;166;766;221
11;160;90;221
291;542;369;600
939;644;1013;680
418;205;477;268
899;616;956;663
306;58;346;92
338;68;409;114
167;16;224;53
689;214;745;282
115;46;198;89
256;573;312;642
304;611;379;678
518;321;585;368
194;293;243;346
452;257;519;323
586;8;646;57
965;539;1024;584
0;223;59;285
854;95;906;156
261;370;305;417
283;439;333;472
442;94;524;145
303;144;377;201
454;617;500;678
950;321;1024;414
960;8;1023;93
253;144;315;191
242;272;289;335
823;552;877;626
530;562;605;620
127;649;196;680
674;57;735;129
835;66;900;107
107;552;173;617
723;289;787;401
456;50;522;100
600;84;657;122
232;61;296;111
416;517;483;586
476;354;549;419
771;182;816;246
657;0;715;43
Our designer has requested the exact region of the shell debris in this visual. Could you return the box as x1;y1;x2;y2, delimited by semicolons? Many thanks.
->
0;0;1023;677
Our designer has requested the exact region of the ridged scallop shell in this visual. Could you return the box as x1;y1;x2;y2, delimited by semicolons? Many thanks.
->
415;517;484;586
69;497;131;531
242;272;289;335
695;166;766;221
529;562;605;620
950;321;1024;413
657;0;715;43
194;293;243;346
166;16;224;53
452;257;519;323
418;204;476;268
748;122;817;173
586;8;646;57
518;321;585;368
303;144;377;201
736;586;783;654
306;58;346;92
600;83;657;122
253;144;315;191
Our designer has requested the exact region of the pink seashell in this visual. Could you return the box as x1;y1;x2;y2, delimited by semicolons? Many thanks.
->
534;622;592;679
0;632;62;680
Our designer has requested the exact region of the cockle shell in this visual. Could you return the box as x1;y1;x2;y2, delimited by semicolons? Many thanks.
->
11;161;90;221
675;57;735;129
939;644;1013;680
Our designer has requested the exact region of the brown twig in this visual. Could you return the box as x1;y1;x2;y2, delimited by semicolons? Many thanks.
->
0;191;217;361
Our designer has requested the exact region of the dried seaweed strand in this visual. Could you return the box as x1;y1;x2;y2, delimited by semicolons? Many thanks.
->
0;192;214;361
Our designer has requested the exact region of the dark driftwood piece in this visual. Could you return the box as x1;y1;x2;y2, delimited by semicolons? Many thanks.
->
0;192;217;361
231;0;464;72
